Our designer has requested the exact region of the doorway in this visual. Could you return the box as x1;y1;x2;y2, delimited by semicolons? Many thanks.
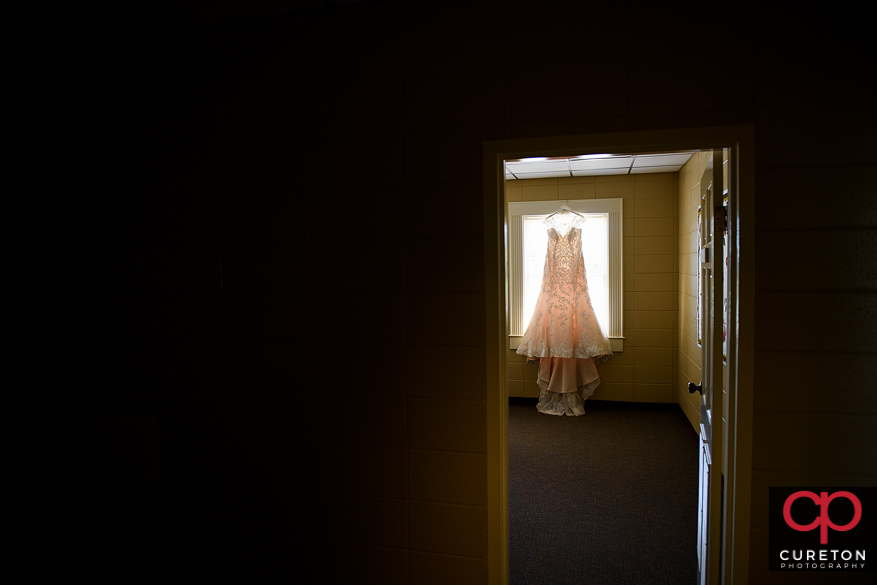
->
483;127;755;585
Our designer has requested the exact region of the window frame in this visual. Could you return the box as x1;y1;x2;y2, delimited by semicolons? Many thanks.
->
508;198;624;351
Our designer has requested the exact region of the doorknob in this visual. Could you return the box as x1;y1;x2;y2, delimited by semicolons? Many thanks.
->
688;382;703;395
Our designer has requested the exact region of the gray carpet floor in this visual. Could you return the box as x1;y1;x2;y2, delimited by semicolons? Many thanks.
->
508;400;699;585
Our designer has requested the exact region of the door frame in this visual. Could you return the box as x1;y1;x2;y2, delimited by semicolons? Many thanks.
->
483;125;755;585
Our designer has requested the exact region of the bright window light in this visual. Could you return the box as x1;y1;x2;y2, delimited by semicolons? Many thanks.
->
509;198;622;349
521;213;610;334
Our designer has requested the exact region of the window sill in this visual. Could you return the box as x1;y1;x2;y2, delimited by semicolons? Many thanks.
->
509;336;624;352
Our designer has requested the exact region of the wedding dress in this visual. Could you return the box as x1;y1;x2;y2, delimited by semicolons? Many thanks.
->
516;210;613;416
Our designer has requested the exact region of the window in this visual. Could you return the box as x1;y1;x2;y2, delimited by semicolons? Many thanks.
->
508;198;624;351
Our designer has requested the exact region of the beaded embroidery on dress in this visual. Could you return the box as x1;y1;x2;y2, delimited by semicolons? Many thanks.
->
516;210;613;416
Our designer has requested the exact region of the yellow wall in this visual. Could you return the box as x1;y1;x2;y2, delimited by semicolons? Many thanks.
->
506;173;678;403
677;153;707;428
676;151;730;432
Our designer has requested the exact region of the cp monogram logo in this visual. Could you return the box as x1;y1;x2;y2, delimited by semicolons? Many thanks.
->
783;491;863;544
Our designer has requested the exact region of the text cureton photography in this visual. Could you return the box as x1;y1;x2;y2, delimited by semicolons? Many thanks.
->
769;487;875;571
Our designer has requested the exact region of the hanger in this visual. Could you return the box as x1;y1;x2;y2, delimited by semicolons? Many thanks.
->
547;201;583;218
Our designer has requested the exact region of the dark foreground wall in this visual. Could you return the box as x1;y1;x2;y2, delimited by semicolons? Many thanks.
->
57;2;875;583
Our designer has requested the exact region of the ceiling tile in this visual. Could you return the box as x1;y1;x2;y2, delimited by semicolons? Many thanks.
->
505;160;570;174
629;165;681;173
571;168;629;176
569;156;632;171
512;171;571;179
632;153;694;167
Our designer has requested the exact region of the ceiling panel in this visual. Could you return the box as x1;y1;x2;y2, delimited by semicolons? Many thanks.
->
505;160;570;174
511;171;573;179
572;167;631;176
629;165;684;174
631;153;694;167
569;156;633;171
506;151;698;180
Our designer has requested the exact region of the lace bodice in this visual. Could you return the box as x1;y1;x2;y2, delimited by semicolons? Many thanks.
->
543;209;585;237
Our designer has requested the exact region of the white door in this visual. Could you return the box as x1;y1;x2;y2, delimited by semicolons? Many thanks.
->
693;149;726;585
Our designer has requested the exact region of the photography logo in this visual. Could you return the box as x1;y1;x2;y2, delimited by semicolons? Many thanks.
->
770;487;875;571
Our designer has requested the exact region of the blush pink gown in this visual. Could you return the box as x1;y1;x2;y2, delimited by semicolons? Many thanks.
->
516;213;613;416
